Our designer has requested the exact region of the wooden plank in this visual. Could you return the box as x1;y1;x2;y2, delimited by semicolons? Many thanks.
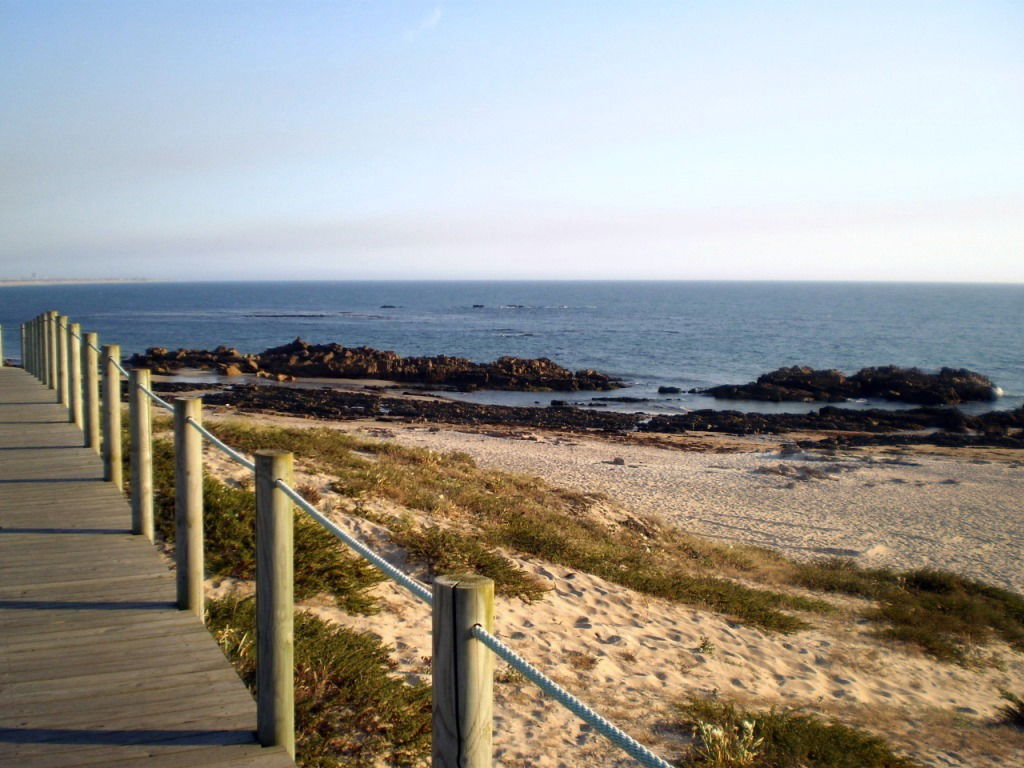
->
0;368;294;767
2;665;247;706
5;676;251;720
9;743;295;768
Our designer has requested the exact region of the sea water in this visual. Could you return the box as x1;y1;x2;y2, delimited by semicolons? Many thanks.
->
2;281;1021;414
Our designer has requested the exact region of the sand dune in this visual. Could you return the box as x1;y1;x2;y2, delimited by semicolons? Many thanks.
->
199;413;1024;767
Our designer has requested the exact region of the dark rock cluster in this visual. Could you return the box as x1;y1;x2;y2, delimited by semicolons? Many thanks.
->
695;365;1000;406
129;338;621;392
185;384;1024;449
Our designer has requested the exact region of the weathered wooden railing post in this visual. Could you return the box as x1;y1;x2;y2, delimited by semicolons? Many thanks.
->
46;311;58;389
130;369;154;541
174;397;204;620
36;314;44;379
38;313;47;382
57;315;70;410
35;316;42;377
83;332;101;453
254;450;296;760
0;323;4;367
31;315;40;378
26;318;34;377
37;313;46;382
102;345;123;489
24;320;31;375
432;574;495;768
69;323;83;429
37;314;44;382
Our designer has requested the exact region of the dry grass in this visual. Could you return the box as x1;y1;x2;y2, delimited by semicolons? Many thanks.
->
198;419;1024;659
207;421;831;632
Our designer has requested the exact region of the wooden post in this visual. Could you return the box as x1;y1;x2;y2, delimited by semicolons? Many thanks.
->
432;574;494;768
36;314;45;381
24;320;31;375
38;315;45;383
83;333;101;453
47;310;58;390
57;315;70;409
69;323;83;429
255;450;295;759
33;316;40;378
130;369;154;541
36;315;44;379
26;319;33;375
39;314;47;382
32;317;40;377
102;344;123;489
0;323;4;367
46;313;58;393
174;397;204;619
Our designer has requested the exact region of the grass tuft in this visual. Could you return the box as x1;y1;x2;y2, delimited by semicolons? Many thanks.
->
208;597;431;767
677;697;920;768
149;437;384;614
794;559;1024;663
998;690;1024;728
389;523;549;602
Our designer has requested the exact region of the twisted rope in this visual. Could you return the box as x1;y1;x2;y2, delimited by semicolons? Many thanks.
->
49;314;675;768
137;383;174;413
275;479;434;605
185;417;256;472
471;626;674;768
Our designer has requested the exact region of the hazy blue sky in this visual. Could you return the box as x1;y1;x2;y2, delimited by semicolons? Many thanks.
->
2;1;1022;281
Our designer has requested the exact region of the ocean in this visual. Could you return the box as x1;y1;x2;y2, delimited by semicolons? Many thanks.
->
2;281;1022;414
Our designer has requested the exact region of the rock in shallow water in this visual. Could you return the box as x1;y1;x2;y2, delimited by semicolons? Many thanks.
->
696;365;1000;405
129;337;622;392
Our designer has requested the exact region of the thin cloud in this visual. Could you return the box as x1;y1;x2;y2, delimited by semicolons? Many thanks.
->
405;7;443;39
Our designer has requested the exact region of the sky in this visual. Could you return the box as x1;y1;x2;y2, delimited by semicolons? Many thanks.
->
1;1;1022;282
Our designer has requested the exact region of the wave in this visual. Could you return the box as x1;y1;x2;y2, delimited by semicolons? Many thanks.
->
244;312;341;318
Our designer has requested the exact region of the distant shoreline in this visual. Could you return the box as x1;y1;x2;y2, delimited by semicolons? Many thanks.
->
0;278;159;287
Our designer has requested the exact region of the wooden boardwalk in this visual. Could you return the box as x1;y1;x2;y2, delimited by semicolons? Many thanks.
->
0;367;295;767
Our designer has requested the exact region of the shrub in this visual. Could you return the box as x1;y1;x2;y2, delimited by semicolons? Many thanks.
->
208;597;431;767
678;698;919;768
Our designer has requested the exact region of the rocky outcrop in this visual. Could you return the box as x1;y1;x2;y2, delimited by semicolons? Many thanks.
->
695;366;1000;405
188;384;1023;449
129;338;620;392
848;366;1000;405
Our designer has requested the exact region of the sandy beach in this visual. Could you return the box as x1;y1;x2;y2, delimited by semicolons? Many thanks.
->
194;405;1024;768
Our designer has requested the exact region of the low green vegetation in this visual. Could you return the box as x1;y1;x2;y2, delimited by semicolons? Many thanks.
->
148;436;384;614
207;421;831;632
208;597;431;767
793;559;1024;663
677;697;919;768
143;417;1024;659
388;523;550;602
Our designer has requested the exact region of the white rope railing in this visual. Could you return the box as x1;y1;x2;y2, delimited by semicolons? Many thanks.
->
472;626;673;768
138;382;174;413
47;314;674;768
184;416;257;472
275;478;435;605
